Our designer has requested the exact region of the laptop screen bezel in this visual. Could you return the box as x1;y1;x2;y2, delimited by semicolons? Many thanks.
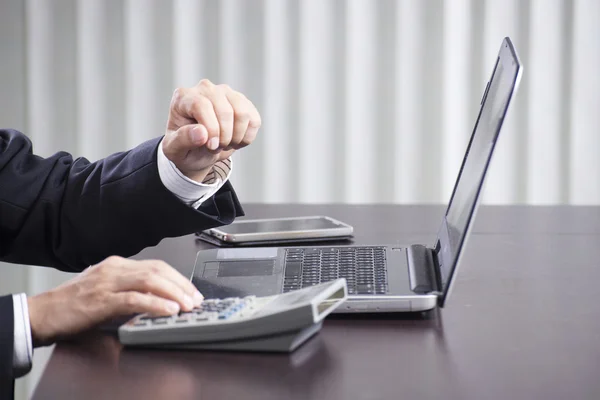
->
435;37;523;307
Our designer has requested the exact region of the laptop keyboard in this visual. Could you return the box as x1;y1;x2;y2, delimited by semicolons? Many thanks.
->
283;247;388;295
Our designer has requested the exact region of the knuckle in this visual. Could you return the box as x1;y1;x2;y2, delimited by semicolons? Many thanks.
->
205;125;220;137
123;293;139;308
249;116;262;129
94;256;120;274
194;98;217;124
137;259;160;274
216;105;234;120
154;260;170;269
198;79;213;90
139;274;155;289
172;88;187;107
91;262;106;274
150;260;170;273
232;90;247;100
195;95;213;110
218;83;231;92
105;255;122;264
148;263;162;275
173;87;185;100
236;109;252;121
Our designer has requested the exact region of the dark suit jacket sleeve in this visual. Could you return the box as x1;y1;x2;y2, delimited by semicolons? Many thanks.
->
0;128;244;272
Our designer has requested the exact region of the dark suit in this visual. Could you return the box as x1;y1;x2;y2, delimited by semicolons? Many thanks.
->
0;129;243;396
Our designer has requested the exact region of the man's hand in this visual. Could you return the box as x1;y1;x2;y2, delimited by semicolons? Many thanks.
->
27;256;203;346
162;79;262;182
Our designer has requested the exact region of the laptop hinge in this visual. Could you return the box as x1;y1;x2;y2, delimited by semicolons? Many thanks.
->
407;244;442;295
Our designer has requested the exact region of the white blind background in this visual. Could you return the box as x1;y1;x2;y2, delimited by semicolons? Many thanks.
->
1;1;599;398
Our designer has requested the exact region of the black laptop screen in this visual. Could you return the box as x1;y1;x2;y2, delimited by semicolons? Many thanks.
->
437;40;521;297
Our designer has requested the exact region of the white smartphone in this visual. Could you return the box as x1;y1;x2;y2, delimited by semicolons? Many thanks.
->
200;215;354;244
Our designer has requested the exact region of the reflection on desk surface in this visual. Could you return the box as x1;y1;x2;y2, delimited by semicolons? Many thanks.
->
33;309;466;400
119;333;332;399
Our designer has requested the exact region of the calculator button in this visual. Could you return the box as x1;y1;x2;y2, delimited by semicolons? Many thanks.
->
152;318;169;325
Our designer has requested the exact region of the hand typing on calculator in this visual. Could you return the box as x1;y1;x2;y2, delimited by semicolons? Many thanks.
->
27;256;203;346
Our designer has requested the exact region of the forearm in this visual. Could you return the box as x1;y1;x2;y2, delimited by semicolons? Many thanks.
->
0;129;243;272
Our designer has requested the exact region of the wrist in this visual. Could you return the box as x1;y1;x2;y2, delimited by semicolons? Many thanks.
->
27;293;53;347
179;166;213;183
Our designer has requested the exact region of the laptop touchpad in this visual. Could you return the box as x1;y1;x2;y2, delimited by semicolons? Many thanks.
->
193;248;282;298
216;260;275;277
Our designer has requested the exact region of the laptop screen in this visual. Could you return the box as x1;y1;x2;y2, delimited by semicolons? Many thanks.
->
436;39;522;305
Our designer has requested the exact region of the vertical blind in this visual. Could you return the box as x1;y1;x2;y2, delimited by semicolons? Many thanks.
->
2;0;598;206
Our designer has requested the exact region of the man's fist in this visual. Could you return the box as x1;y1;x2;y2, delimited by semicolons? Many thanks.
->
27;256;203;346
162;79;261;182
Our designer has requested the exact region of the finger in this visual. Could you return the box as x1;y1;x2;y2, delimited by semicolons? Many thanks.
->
225;91;252;149
168;88;196;129
202;86;234;149
116;269;195;311
162;124;208;162
241;118;261;148
192;95;220;151
239;104;262;149
175;90;220;151
132;260;203;306
193;80;224;151
111;291;181;317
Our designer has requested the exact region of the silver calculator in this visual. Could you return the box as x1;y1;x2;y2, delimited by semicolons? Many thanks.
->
118;278;347;352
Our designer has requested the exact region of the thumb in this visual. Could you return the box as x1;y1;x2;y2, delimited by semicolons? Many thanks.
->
163;124;208;161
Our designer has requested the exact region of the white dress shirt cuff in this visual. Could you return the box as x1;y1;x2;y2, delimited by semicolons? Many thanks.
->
157;138;232;208
12;293;33;378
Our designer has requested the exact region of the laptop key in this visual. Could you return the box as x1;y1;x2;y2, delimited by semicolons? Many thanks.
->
285;262;302;277
356;284;374;294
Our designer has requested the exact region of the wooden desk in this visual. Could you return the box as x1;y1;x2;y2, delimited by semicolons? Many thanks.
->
32;204;600;400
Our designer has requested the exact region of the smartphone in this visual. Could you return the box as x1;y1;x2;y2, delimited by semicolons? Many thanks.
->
199;216;354;245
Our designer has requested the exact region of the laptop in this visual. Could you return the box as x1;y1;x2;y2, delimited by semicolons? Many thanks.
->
191;37;523;313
